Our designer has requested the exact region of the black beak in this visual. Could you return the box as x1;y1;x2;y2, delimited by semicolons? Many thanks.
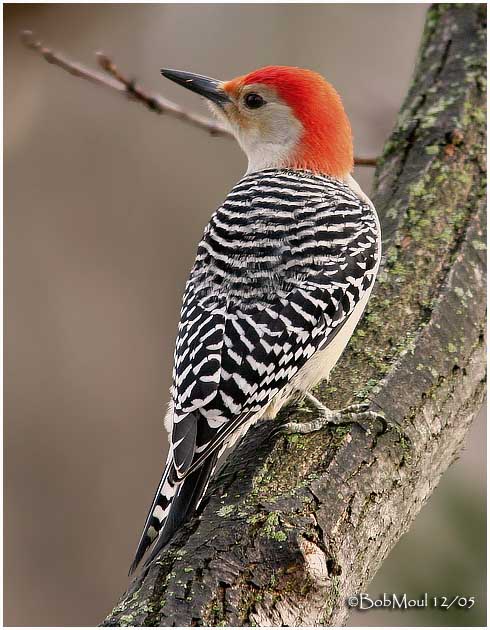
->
160;68;230;107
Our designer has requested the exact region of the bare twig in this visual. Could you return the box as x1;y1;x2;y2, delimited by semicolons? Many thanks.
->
20;30;124;91
21;30;229;137
21;30;377;165
352;156;377;166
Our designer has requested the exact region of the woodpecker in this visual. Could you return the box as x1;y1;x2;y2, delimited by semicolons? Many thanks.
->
129;66;381;574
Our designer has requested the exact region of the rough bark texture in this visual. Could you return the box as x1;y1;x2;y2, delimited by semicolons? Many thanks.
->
104;5;486;626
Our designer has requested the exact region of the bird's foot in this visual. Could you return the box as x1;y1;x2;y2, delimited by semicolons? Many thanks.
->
282;391;388;435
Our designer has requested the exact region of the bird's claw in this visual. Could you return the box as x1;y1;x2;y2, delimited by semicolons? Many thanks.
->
280;396;398;437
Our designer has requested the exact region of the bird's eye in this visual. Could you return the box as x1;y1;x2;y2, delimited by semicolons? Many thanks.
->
244;93;265;109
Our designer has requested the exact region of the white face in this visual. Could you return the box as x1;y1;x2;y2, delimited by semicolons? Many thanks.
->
209;83;303;174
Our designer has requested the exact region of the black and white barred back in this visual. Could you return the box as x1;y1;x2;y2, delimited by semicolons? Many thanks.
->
130;168;380;573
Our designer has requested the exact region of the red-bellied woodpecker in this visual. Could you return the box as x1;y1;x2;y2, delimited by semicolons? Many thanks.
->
129;66;382;574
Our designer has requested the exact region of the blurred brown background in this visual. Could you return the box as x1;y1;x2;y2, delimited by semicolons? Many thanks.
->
4;3;485;627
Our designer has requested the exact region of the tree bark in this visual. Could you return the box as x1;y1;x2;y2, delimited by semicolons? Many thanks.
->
103;4;486;626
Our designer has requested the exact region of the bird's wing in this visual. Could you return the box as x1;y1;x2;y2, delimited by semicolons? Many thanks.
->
170;275;228;476
170;190;379;481
172;264;377;482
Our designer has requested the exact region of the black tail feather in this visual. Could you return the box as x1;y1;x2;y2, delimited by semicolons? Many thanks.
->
129;453;218;575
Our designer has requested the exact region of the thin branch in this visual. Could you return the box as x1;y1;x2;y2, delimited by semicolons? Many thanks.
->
20;30;124;91
20;30;377;165
352;156;377;166
21;30;230;137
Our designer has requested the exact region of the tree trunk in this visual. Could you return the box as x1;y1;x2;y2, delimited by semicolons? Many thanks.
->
103;4;486;626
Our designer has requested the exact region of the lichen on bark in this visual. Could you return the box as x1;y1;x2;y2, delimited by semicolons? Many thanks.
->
103;4;486;627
